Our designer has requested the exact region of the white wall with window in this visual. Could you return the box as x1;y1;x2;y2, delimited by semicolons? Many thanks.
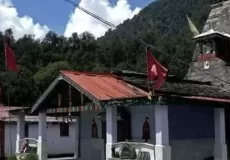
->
4;120;76;157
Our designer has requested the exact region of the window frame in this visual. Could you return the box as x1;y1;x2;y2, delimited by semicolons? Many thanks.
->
60;122;69;137
25;123;29;137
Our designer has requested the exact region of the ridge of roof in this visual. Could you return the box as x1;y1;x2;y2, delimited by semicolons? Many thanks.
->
60;70;124;82
115;70;230;100
61;70;212;86
60;70;114;77
113;70;212;85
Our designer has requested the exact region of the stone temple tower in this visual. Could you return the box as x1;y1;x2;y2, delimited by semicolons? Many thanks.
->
186;0;230;90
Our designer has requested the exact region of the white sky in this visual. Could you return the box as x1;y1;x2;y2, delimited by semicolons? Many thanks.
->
64;0;141;38
0;0;141;40
0;0;49;40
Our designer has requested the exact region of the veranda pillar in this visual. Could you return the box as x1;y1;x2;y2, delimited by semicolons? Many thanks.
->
214;108;227;160
74;117;79;158
16;114;25;153
155;105;171;160
106;107;117;160
37;111;47;160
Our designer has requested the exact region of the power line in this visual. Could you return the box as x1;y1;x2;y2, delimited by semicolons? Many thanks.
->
65;0;116;29
64;0;230;87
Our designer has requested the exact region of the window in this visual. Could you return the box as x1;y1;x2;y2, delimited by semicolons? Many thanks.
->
25;123;29;137
60;123;69;137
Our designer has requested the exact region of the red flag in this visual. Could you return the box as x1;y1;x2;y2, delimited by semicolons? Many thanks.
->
4;43;18;72
146;49;168;90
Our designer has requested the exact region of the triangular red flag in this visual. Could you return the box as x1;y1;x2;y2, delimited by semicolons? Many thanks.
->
146;49;168;90
4;43;18;72
147;49;157;80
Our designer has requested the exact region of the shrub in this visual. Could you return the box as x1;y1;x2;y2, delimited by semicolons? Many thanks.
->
7;155;17;160
24;153;38;160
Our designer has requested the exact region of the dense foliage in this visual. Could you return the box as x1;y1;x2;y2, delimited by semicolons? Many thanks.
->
0;0;216;106
8;153;38;160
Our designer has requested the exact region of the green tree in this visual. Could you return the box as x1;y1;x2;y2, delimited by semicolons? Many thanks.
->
0;0;216;105
33;61;71;93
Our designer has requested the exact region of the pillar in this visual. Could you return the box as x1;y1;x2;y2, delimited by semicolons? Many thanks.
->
199;43;203;55
214;108;227;160
155;105;171;160
106;107;117;160
37;111;47;160
74;117;79;158
16;114;25;153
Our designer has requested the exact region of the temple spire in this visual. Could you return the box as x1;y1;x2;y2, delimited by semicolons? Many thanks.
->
186;15;200;37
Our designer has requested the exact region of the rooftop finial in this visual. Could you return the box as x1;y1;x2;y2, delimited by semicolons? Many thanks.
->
186;15;200;37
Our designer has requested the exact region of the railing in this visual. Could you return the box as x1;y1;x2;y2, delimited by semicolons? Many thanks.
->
15;138;38;159
109;142;154;160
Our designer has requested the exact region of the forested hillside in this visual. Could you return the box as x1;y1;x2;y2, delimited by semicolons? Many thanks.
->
0;0;217;106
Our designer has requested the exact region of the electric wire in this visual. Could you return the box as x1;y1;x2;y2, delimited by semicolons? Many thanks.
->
65;0;230;88
65;0;116;29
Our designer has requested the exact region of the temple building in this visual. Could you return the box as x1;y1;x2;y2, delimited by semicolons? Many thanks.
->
9;70;230;160
186;0;230;158
10;1;230;160
187;0;230;89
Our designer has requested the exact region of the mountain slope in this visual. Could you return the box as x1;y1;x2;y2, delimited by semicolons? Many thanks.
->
0;0;217;105
98;0;216;76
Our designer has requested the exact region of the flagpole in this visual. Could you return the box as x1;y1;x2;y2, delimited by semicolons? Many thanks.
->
4;42;13;156
7;90;12;156
146;48;156;160
145;47;152;96
146;47;154;145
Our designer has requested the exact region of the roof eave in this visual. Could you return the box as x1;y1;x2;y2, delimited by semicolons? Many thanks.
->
193;32;230;42
171;95;230;103
31;76;62;113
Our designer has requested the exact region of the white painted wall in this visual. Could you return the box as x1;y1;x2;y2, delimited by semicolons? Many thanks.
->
80;111;102;139
4;111;104;159
80;106;155;143
4;123;16;157
128;106;155;143
171;139;214;160
4;122;77;157
4;106;215;160
80;111;104;160
128;106;214;160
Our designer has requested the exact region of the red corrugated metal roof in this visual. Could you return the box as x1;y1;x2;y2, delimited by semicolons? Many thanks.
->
0;104;23;119
0;105;9;119
61;71;148;101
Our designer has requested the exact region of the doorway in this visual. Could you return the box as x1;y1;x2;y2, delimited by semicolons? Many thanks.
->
101;107;131;143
